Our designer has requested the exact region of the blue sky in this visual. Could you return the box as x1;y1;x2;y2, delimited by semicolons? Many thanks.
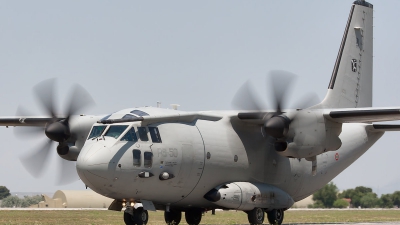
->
1;1;400;195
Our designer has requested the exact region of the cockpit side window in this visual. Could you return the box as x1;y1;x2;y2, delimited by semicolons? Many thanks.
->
149;127;162;143
88;125;107;139
130;110;149;117
144;152;153;168
104;125;128;139
133;149;141;167
120;127;138;142
137;127;149;141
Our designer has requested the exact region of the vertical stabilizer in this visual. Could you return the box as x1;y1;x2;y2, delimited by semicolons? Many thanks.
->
314;0;373;109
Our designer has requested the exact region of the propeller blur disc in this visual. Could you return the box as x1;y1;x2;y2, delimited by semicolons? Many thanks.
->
19;139;53;178
17;78;95;185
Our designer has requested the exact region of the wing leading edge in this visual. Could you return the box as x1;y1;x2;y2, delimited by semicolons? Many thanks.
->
0;117;59;127
235;108;400;132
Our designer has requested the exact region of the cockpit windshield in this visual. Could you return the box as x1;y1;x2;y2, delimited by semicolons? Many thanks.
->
104;125;129;139
88;125;107;139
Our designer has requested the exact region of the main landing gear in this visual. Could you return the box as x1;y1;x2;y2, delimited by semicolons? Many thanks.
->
184;208;202;225
267;209;284;225
122;206;283;225
164;208;202;225
123;206;148;225
247;207;265;225
123;205;203;225
247;208;284;225
164;210;181;225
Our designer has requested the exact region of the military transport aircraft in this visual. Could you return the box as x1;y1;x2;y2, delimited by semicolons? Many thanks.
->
0;0;395;224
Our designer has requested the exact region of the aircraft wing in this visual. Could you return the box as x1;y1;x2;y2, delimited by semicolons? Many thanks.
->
98;112;223;125
0;117;60;127
235;108;400;125
325;108;400;123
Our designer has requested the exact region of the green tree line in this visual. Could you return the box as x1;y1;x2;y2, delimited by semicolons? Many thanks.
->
0;195;43;208
0;186;42;208
0;186;10;200
310;182;400;208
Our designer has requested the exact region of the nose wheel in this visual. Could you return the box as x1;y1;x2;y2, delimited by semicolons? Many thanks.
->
124;206;148;225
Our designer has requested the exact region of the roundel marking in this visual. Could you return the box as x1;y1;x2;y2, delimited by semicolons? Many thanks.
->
335;153;339;161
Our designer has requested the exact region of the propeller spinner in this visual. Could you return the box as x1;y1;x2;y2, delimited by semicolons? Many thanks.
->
233;70;299;139
232;70;318;172
16;78;94;184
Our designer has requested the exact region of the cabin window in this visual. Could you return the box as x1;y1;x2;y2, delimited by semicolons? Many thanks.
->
144;152;153;168
137;127;149;141
130;110;149;117
87;125;107;139
133;149;141;167
149;127;162;143
104;125;129;139
120;127;138;142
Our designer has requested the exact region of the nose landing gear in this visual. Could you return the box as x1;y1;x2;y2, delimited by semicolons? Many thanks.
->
123;206;148;225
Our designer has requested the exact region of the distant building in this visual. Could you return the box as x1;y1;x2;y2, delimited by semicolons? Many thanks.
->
291;195;314;208
343;198;351;207
35;190;113;208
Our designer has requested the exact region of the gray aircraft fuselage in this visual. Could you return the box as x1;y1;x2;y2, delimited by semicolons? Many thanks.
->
76;107;383;208
0;1;387;224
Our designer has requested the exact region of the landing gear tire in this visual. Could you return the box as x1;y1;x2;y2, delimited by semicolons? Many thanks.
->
185;209;202;225
267;209;284;225
247;207;265;225
124;212;134;225
123;207;148;225
165;210;182;225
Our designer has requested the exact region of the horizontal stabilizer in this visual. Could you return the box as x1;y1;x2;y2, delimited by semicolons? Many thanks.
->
368;124;400;132
326;108;400;123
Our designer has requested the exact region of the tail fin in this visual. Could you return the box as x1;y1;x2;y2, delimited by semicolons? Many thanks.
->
314;0;373;109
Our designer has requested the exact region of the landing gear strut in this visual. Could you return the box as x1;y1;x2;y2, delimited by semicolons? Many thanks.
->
185;208;202;225
164;210;182;225
267;209;284;225
123;206;148;225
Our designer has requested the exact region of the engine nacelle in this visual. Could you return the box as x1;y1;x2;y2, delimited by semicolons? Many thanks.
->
275;111;342;159
57;144;80;161
203;182;294;211
57;115;102;161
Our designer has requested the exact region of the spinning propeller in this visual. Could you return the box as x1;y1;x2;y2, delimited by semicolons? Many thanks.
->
16;79;94;184
232;70;319;147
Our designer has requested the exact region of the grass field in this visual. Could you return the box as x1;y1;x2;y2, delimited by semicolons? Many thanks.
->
0;209;399;225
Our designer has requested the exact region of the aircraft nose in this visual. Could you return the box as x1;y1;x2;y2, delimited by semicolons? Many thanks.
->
76;143;112;186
